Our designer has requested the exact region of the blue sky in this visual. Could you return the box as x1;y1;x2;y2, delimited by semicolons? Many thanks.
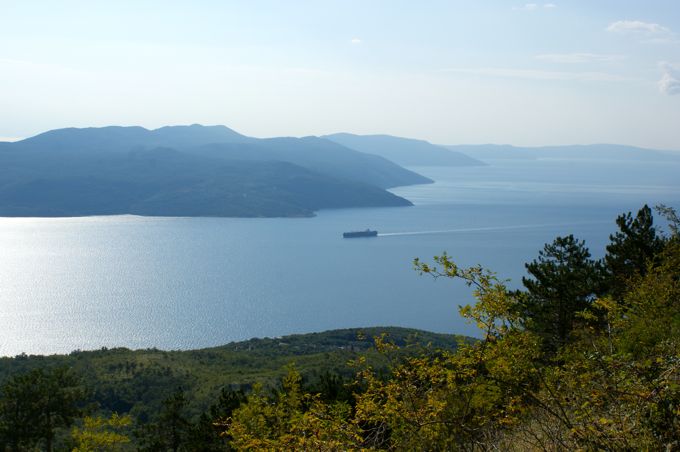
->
2;0;680;148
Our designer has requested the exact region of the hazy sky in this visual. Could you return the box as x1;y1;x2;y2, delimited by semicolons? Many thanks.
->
2;1;680;148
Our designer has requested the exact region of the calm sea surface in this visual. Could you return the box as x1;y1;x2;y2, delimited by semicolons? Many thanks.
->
1;158;679;355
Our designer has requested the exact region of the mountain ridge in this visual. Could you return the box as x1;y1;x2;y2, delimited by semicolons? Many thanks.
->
0;125;430;218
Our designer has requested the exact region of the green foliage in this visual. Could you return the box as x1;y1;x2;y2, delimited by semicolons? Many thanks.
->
523;240;680;450
605;204;664;299
519;234;605;353
0;327;460;449
227;366;361;450
0;367;85;451
71;413;132;451
0;327;460;424
187;386;247;451
136;389;192;451
353;257;542;450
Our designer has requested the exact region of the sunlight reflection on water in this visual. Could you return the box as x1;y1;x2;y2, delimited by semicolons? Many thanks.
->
1;159;678;355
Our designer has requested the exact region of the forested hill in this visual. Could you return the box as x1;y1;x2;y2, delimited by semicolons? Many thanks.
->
0;125;431;218
0;327;466;423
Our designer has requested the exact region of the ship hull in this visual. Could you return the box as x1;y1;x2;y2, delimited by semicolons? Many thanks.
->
343;230;378;238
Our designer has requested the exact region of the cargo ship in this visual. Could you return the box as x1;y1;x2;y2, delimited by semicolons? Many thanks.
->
343;229;378;238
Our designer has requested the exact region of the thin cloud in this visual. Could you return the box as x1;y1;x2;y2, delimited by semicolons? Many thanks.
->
440;67;631;82
607;20;671;34
513;3;557;10
659;62;680;95
350;38;362;45
535;53;625;63
607;20;679;44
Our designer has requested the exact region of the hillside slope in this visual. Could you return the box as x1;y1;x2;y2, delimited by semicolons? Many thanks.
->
0;327;469;420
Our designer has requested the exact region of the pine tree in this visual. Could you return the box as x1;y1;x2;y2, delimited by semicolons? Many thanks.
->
605;205;664;299
520;235;604;352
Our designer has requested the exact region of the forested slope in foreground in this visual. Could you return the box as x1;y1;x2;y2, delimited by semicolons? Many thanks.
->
0;327;467;450
0;205;678;451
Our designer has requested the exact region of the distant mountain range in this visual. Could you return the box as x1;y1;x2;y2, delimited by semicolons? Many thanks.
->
0;125;432;218
442;143;680;161
3;125;677;218
324;133;485;167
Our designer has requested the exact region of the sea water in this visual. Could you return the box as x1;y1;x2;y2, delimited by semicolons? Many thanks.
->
0;158;678;355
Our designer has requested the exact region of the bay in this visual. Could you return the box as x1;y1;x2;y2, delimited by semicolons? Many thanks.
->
1;158;679;356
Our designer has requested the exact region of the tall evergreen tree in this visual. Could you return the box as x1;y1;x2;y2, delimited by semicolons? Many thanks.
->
520;234;604;353
605;205;664;299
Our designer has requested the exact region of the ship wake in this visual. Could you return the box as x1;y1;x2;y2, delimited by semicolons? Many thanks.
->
378;221;609;237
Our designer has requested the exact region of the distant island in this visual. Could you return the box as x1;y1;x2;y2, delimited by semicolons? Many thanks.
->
442;143;680;161
0;125;436;218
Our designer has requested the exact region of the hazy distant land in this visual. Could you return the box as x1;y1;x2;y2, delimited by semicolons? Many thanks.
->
324;133;486;166
443;143;680;161
1;125;679;218
0;125;433;218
